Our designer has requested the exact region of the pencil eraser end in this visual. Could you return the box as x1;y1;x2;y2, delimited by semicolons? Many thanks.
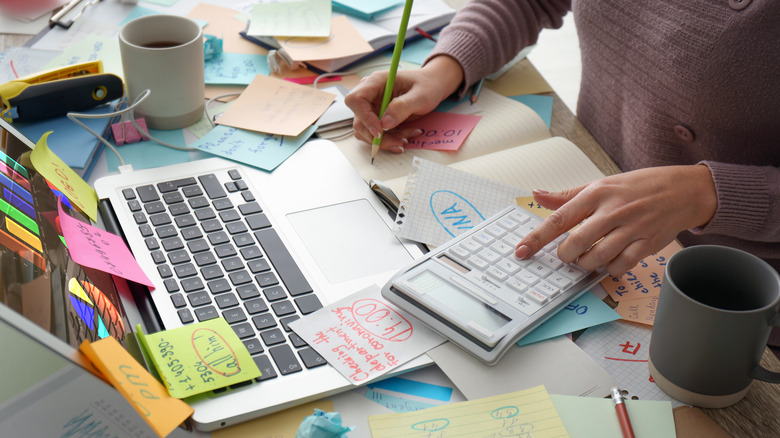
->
111;118;149;145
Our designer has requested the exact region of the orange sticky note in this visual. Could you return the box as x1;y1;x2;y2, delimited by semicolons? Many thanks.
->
616;295;658;326
80;337;194;438
601;240;683;302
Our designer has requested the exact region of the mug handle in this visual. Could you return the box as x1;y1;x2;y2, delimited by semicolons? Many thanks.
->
750;313;780;383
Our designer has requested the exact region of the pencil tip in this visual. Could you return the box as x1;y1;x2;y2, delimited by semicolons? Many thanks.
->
371;157;375;165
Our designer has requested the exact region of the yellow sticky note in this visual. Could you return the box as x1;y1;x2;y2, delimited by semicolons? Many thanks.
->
516;196;556;220
368;385;569;437
616;295;659;326
136;318;262;398
80;336;194;438
601;240;683;302
29;131;98;222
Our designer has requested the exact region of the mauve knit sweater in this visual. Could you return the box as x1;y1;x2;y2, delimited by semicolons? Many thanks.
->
428;0;780;271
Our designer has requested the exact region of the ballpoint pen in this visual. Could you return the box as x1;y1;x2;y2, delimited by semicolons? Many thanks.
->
611;387;636;438
371;0;414;165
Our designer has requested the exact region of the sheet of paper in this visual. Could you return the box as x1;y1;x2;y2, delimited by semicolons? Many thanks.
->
29;131;98;221
0;47;61;83
394;157;530;247
186;4;262;55
216;74;335;136
106;128;199;172
248;0;331;37
574;320;681;405
399;35;437;65
278;15;373;62
289;285;445;384
601;240;682;302
191;125;316;172
58;200;154;288
212;400;334;438
428;336;616;400
511;94;554;128
43;34;123;79
516;291;621;347
615;296;658;326
79;337;193;438
368;385;569;438
204;53;269;85
550;394;676;438
398;111;482;151
136;318;261;398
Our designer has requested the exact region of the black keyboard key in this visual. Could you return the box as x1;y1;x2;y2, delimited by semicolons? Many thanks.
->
280;315;300;332
247;258;270;273
178;308;194;324
215;244;237;258
201;265;224;280
133;212;147;225
216;293;240;310
122;188;136;200
150;250;166;264
271;300;296;317
244;297;268;315
170;294;186;308
207;278;231;294
252;313;276;331
174;262;197;278
163;191;184;205
201;219;222;233
144;201;166;215
182;185;203;197
229;270;253;286
187;239;210;253
226;221;248;235
232;322;254;339
298;348;327;369
181;227;204;241
242;191;255;202
168;203;189;216
295;294;323;315
181;277;205;292
219;209;240;222
168;251;191;265
189;196;209;209
260;328;285;346
238;285;262;301
139;224;153;237
174;214;196;228
157;177;196;193
194;207;216;221
254;272;279;288
263;286;286;301
238;202;262;215
222;307;246;323
221;256;243;272
157;264;172;278
243;338;264;355
145;237;160;251
208;231;230;246
233;233;254;247
155;225;177;239
254;228;312;296
161;237;184;252
127;200;141;211
164;279;179;293
136;185;159;202
235;180;248;191
198;174;226;199
195;306;219;321
253;355;277;381
246;213;271;230
194;251;217;267
213;198;233;211
269;345;302;375
228;169;241;180
289;333;307;348
229;380;253;390
188;291;212;307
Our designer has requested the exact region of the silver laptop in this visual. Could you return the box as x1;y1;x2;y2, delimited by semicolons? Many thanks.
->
0;117;429;432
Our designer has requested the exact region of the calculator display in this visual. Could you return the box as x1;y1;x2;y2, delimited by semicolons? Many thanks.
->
408;270;510;333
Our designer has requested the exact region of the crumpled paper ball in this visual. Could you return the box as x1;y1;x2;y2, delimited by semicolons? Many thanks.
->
295;409;355;438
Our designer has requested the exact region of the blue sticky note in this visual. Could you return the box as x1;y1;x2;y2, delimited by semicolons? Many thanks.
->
192;125;316;172
364;389;437;413
509;94;554;128
400;36;437;65
106;128;196;171
204;53;270;85
517;291;621;347
367;377;453;402
333;0;402;20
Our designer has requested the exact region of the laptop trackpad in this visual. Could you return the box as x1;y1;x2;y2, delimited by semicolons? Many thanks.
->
287;199;413;284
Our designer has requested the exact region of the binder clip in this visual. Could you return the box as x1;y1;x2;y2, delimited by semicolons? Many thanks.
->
111;116;149;146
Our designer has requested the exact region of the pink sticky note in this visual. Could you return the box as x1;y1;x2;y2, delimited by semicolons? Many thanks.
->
58;200;154;289
399;111;482;151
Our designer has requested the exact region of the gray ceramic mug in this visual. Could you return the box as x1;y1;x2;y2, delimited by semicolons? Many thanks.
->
649;245;780;408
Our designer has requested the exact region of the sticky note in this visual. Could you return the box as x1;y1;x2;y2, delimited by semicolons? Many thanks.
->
80;336;194;438
58;199;154;289
29;131;98;221
399;111;482;151
136;319;261;398
601;240;683;302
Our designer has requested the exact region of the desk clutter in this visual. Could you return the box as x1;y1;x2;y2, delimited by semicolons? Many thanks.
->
0;1;748;438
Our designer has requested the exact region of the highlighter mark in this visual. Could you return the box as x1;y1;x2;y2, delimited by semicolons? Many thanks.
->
5;216;42;252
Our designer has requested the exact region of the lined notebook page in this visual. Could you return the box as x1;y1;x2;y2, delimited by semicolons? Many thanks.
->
335;87;551;183
386;136;606;199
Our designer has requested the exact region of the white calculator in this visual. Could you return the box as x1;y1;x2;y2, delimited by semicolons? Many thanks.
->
381;205;607;365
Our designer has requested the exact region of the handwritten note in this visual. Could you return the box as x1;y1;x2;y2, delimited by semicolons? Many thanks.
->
80;336;193;438
43;34;123;78
368;385;569;438
616;296;658;326
29;131;98;221
289;285;444;384
192;125;316;171
247;0;331;37
395;157;529;247
58;200;154;288
278;15;373;62
204;53;269;85
216;75;335;137
398;111;481;151
601;240;682;302
136;319;261;398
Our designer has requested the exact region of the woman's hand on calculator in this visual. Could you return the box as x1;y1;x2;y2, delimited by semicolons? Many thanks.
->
513;165;717;277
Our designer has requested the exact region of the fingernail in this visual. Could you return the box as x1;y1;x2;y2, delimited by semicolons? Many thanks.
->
533;189;549;195
391;145;405;154
370;126;382;138
515;244;531;259
410;129;423;137
380;115;397;129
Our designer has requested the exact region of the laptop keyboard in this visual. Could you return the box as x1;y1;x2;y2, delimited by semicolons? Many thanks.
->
121;168;327;385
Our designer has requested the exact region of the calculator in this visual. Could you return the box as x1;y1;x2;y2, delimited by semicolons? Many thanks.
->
381;205;607;365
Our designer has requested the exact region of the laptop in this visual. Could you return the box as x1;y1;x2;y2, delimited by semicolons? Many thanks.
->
0;116;429;432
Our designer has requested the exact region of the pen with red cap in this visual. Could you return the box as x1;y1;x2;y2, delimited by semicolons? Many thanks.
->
611;387;636;438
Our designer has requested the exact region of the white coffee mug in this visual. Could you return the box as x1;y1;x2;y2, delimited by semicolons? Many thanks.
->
118;15;205;130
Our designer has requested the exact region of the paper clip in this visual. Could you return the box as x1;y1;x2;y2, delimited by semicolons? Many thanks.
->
50;0;103;29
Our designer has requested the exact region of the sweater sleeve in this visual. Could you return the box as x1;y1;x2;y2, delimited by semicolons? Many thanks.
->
425;0;571;98
696;161;780;243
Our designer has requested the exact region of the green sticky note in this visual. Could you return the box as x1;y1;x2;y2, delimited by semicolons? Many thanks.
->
136;319;261;398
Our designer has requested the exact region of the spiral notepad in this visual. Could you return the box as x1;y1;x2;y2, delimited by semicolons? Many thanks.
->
394;157;530;247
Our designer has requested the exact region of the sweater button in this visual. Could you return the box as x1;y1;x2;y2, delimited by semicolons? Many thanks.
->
673;125;695;143
729;0;751;10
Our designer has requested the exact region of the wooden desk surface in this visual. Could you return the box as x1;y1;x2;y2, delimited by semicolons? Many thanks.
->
3;25;779;438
